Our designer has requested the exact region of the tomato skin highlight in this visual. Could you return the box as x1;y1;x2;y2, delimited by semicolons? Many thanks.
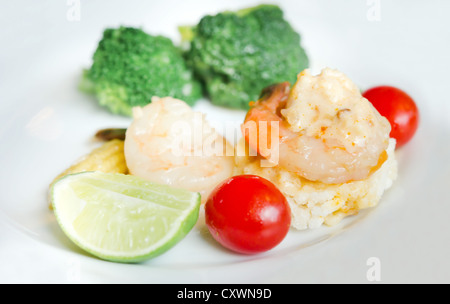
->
205;175;291;254
363;85;419;148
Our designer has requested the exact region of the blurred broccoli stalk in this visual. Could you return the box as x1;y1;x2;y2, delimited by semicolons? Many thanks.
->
180;4;309;109
80;27;202;116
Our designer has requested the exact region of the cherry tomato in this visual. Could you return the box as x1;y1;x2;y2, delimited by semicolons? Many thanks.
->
363;85;419;148
205;175;291;254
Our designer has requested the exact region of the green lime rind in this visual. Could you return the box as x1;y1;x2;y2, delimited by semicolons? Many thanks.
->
50;171;201;263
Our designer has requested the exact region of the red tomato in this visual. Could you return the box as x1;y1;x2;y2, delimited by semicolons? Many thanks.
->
363;85;419;148
205;175;291;254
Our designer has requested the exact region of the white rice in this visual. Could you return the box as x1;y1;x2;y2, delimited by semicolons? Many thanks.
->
234;138;398;230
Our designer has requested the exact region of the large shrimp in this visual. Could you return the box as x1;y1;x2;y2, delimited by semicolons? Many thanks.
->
124;96;234;199
242;68;392;184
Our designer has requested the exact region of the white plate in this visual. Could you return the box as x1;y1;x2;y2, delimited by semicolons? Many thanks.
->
1;0;449;283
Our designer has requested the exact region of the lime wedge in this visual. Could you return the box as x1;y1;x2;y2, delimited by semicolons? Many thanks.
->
50;171;201;263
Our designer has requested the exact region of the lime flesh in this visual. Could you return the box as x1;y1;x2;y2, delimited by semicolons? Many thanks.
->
51;171;201;263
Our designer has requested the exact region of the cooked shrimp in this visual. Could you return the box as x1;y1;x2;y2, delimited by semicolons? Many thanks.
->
242;68;391;184
124;96;234;199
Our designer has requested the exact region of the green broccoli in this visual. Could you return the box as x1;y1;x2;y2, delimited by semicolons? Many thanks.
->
181;4;309;109
80;26;202;116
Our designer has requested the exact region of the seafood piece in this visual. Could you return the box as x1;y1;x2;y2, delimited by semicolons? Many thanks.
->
234;137;398;230
242;68;392;184
124;96;234;199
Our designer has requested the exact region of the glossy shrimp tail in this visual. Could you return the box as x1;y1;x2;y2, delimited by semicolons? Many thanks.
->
242;82;291;161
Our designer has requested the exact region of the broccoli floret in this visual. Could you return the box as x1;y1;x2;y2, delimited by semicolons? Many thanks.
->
181;4;309;109
81;26;202;116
